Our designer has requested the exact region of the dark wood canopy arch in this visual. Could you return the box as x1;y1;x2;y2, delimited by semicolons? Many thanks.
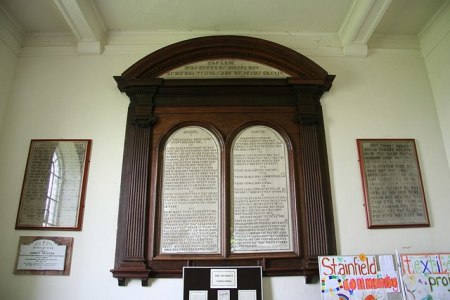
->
119;35;333;84
111;35;336;286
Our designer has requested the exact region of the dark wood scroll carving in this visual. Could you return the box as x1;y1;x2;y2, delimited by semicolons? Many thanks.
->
111;36;336;286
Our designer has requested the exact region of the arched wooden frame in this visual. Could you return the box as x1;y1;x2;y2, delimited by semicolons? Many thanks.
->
111;35;336;286
155;122;226;257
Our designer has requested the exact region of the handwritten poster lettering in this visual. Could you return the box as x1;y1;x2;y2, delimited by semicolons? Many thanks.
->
400;253;450;299
319;255;402;299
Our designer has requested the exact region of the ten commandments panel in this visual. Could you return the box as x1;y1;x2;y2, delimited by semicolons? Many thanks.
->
160;126;221;254
159;125;294;254
231;125;293;253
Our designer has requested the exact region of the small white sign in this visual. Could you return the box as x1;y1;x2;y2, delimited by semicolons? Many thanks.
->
189;290;207;300
218;290;230;300
17;239;66;271
238;290;257;300
211;269;237;288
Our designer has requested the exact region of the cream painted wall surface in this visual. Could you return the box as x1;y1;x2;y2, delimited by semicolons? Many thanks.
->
0;39;18;134
0;41;450;300
424;31;450;170
316;52;450;255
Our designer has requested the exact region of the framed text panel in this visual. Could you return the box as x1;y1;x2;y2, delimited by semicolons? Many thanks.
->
14;236;73;276
159;126;222;254
16;139;91;230
357;139;429;228
230;125;294;253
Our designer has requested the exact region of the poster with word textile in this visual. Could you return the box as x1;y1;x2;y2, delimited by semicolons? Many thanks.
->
319;255;402;300
400;253;450;300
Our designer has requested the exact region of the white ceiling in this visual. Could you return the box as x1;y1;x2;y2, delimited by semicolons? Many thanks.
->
0;0;448;56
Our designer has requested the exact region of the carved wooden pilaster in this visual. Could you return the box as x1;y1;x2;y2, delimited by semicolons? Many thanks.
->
111;85;158;286
293;85;336;262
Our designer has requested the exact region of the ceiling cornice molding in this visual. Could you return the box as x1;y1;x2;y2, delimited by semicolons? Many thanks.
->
339;0;392;57
53;0;106;54
419;1;450;58
0;4;24;56
17;31;344;57
368;34;420;50
18;30;426;58
106;30;343;55
20;46;78;57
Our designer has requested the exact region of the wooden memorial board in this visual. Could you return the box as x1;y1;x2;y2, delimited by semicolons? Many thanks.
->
111;35;336;285
357;139;429;228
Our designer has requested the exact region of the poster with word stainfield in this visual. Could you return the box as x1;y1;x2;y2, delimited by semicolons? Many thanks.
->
319;255;402;300
400;253;450;300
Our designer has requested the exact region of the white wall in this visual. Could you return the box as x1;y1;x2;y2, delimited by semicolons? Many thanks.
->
1;38;450;300
424;30;450;170
0;39;18;134
317;52;450;254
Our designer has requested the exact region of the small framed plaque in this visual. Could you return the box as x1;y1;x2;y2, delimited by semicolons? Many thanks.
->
14;236;73;275
16;139;91;230
357;139;430;228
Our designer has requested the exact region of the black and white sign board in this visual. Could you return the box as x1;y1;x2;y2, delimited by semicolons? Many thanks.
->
183;266;263;300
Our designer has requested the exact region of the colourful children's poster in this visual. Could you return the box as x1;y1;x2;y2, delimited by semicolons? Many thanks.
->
319;254;402;300
400;253;450;300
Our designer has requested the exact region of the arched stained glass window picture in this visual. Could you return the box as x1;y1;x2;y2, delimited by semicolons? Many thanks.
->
16;139;91;230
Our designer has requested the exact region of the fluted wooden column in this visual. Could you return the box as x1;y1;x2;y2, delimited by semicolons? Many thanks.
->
111;85;157;286
294;85;336;279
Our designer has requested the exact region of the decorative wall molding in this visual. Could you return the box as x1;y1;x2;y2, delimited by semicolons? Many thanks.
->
2;0;447;59
339;0;392;57
419;1;450;58
11;30;430;59
53;0;106;54
0;4;24;56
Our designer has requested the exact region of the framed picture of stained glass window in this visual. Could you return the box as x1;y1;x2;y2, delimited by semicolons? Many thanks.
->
15;139;92;230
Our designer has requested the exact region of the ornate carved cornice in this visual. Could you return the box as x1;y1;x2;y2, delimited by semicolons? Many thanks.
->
297;114;321;126
120;36;333;83
132;115;157;128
